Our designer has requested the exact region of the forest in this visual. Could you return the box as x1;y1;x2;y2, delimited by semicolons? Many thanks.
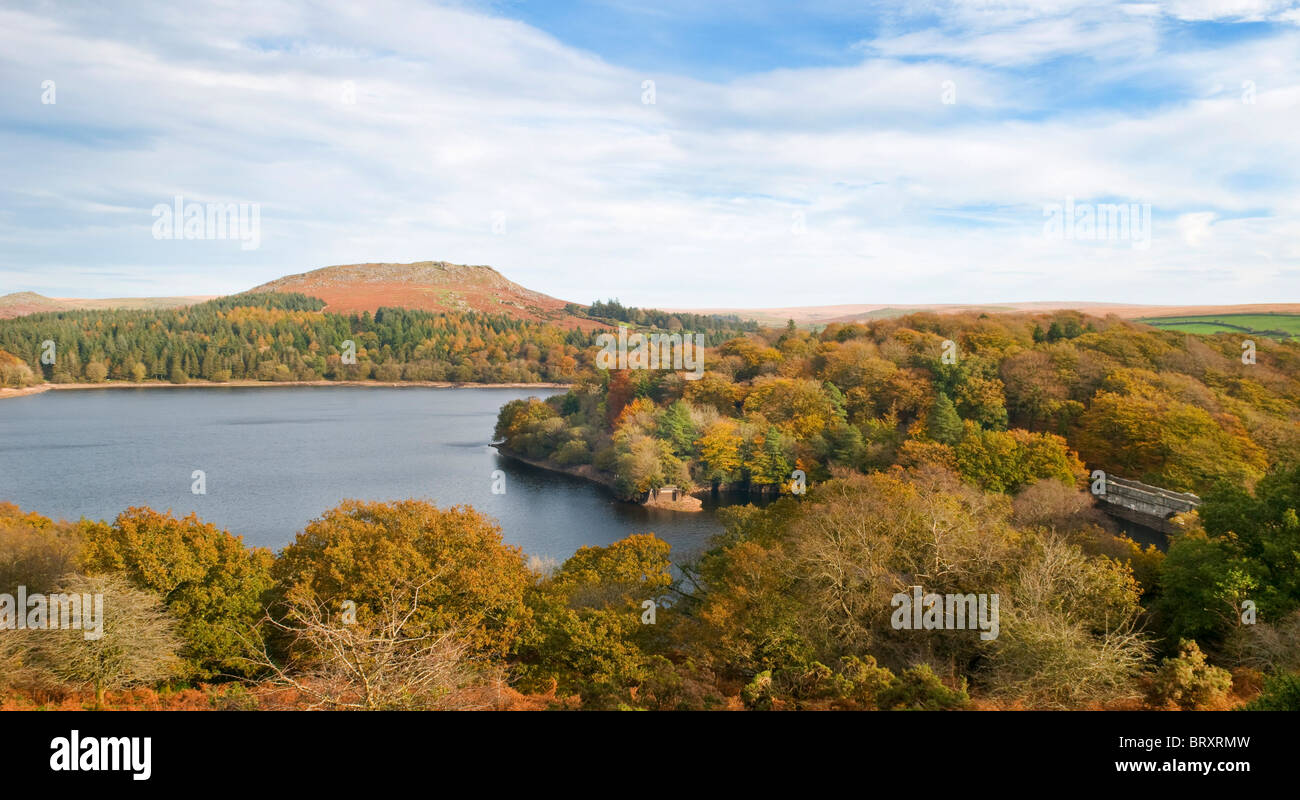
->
493;309;1300;709
0;293;761;389
0;292;587;386
577;298;761;342
495;311;1298;500
2;462;1298;710
3;308;1299;710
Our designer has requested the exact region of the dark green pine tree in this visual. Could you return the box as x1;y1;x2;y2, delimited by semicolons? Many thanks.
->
759;425;792;485
927;391;964;445
657;400;697;459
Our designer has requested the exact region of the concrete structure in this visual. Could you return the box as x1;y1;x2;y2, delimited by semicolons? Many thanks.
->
643;485;702;511
1095;475;1201;535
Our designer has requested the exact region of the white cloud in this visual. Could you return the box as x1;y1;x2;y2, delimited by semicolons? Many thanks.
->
865;14;1157;67
0;0;1296;306
1177;212;1218;245
1161;0;1299;21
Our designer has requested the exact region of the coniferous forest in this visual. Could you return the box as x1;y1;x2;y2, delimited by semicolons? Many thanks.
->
0;293;759;388
0;293;587;385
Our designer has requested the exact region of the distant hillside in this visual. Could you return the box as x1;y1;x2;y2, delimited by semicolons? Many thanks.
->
670;301;1300;327
0;291;209;319
247;261;600;330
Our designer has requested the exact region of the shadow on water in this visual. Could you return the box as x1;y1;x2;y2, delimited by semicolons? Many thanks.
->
1109;518;1168;551
491;453;771;562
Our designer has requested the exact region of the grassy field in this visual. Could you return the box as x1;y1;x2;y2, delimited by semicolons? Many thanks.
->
1139;313;1300;341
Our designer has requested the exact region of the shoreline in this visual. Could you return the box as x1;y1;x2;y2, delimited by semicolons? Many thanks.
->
493;445;620;491
493;445;705;512
0;385;51;400
0;379;570;401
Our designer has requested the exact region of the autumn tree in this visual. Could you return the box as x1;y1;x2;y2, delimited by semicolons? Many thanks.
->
1146;640;1233;710
682;372;738;415
0;503;82;593
272;500;532;660
979;535;1149;708
743;425;793;487
1159;463;1300;648
696;418;743;485
514;534;676;709
0;349;37;388
79;507;274;678
612;431;681;497
741;376;840;440
686;466;1150;708
953;423;1085;493
494;396;569;459
247;579;486;710
29;573;182;708
1076;389;1267;493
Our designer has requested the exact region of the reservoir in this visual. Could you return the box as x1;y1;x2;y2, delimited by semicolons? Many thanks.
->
0;386;731;562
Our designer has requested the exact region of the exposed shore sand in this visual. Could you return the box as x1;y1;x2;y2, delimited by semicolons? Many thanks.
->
0;379;569;401
0;385;51;400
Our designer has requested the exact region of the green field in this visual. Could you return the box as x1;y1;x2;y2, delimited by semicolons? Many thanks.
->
1139;313;1300;341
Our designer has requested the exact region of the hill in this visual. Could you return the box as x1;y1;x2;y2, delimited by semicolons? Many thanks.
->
246;261;600;330
671;301;1300;327
2;262;598;329
0;292;210;320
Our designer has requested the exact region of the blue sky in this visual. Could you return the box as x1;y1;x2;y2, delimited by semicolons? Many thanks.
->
496;0;894;79
1;0;1299;307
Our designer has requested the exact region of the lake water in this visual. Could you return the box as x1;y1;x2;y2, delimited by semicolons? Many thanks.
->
0;386;733;563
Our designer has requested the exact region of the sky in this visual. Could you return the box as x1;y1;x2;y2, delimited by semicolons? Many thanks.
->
1;0;1298;308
